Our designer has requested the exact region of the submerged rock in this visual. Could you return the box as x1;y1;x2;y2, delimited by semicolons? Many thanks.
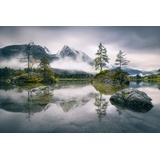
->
110;88;154;113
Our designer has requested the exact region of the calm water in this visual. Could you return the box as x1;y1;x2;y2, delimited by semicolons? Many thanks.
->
0;82;160;133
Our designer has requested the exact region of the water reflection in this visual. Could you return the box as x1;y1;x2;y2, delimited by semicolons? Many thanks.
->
0;85;54;119
0;83;129;122
53;85;96;112
116;108;123;116
92;83;128;95
94;94;108;121
0;81;160;132
0;84;98;116
111;101;153;113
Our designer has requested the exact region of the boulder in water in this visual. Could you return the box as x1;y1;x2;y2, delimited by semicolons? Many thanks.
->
110;88;154;113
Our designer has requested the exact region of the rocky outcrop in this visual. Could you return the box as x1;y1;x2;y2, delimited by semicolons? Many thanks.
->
110;88;154;112
92;67;130;85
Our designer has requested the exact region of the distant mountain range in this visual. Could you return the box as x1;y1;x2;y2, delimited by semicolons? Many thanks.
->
0;43;159;76
0;44;59;61
0;44;93;64
123;68;157;76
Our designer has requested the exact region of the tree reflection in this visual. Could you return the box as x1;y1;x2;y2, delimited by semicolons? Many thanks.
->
94;94;109;121
16;85;54;120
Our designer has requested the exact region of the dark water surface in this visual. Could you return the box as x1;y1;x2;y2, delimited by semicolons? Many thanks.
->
0;82;160;133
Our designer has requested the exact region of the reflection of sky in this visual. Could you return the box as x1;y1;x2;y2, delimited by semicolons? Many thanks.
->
0;89;28;103
0;84;160;132
138;87;160;105
54;85;98;100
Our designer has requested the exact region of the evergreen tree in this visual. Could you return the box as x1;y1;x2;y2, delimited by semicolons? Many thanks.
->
94;42;110;71
39;57;54;78
115;50;129;69
15;69;25;76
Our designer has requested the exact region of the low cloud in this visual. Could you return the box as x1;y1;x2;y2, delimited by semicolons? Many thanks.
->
0;56;26;69
51;58;96;73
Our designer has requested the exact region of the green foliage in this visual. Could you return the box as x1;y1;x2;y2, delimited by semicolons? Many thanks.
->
115;50;129;69
54;71;93;79
37;57;57;84
0;67;16;78
94;43;110;71
94;70;109;79
0;57;57;85
39;57;52;78
15;69;25;76
92;67;130;85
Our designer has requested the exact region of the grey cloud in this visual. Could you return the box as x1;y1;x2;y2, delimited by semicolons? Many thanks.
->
0;26;160;70
97;26;160;53
1;26;160;52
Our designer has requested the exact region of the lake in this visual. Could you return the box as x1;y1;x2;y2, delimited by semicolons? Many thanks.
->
0;81;160;133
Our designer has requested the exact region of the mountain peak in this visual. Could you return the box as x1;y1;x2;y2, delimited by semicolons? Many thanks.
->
59;45;77;59
63;45;71;50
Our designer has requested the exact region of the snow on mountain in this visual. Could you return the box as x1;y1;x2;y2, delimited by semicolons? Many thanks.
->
44;46;52;55
1;43;159;75
58;45;94;65
124;67;160;76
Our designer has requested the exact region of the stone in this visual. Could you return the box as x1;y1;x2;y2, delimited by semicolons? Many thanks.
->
92;67;130;85
110;88;154;113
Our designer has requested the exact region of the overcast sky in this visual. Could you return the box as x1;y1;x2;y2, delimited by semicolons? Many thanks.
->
0;26;160;71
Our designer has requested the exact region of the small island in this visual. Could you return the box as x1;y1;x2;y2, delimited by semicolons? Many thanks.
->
0;26;160;133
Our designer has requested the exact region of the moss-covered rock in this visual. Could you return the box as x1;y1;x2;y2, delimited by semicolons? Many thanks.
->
12;73;58;85
110;88;154;113
92;67;130;85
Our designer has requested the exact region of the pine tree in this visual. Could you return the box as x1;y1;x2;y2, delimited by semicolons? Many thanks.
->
94;42;110;71
115;50;129;69
39;57;54;79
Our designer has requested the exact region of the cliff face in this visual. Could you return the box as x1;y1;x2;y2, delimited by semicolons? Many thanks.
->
92;67;130;85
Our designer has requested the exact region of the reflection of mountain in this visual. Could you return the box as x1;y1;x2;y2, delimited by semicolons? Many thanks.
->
45;84;98;112
54;92;96;112
0;85;98;114
130;82;160;89
0;89;54;113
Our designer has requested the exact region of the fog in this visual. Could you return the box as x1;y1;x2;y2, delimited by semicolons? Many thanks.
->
51;57;96;73
0;54;41;69
0;55;26;69
0;55;96;73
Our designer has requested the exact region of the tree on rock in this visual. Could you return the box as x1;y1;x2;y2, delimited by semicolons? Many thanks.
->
94;42;110;71
39;57;54;79
115;50;129;69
